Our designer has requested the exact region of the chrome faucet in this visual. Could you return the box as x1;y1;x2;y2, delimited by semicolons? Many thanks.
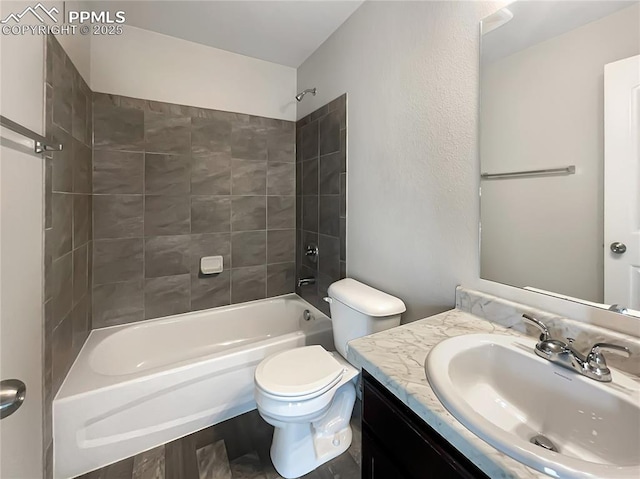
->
297;277;316;287
522;314;631;382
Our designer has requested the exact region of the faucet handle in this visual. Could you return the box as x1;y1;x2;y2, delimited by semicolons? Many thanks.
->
522;314;550;341
586;343;631;369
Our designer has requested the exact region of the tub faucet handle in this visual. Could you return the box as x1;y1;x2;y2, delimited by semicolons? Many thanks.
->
305;244;318;264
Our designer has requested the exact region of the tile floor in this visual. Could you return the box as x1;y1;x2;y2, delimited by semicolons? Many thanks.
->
78;401;361;479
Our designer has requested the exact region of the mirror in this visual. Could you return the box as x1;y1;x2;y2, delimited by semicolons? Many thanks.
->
479;1;640;316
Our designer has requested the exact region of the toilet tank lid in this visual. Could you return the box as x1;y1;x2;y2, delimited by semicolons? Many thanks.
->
328;279;406;317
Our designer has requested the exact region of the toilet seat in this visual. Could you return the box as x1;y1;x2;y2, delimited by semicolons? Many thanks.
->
255;345;345;400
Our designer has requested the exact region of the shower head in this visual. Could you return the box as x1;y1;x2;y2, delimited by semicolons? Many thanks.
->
295;88;317;102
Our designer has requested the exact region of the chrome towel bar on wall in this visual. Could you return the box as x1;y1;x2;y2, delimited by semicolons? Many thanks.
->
0;115;63;155
481;165;575;180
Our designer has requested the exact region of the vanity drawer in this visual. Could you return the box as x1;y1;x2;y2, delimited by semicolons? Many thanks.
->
362;370;488;479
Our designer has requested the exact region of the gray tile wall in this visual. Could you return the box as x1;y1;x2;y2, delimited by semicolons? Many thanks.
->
296;95;347;315
44;34;93;478
92;93;296;327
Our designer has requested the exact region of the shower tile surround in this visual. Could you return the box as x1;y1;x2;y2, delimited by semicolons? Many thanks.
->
44;35;93;477
91;93;296;327
296;95;347;314
43;36;347;478
43;34;295;476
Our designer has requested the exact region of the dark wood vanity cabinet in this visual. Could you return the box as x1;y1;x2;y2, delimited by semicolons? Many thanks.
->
361;370;489;479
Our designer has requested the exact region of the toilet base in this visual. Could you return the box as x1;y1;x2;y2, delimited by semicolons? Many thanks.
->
268;381;356;479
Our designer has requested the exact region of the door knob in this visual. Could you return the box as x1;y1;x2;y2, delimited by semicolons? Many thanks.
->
1;379;26;419
610;242;627;254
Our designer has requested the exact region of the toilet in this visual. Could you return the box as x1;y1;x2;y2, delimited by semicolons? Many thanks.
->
254;278;406;478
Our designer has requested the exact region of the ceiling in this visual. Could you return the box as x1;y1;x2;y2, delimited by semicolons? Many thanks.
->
85;0;364;67
482;0;637;64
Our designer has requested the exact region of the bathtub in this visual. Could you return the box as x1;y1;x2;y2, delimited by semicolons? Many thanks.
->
53;294;333;479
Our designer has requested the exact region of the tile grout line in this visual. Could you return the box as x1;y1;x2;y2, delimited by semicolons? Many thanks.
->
316;117;321;298
265;150;269;300
142;148;146;320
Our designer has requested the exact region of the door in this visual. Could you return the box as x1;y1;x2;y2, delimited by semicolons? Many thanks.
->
0;2;45;476
604;55;640;310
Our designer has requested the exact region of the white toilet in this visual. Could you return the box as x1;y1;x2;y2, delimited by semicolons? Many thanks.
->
254;278;406;478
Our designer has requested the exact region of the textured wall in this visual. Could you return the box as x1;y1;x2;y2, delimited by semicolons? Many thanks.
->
297;1;499;321
44;33;93;476
296;0;640;334
295;95;347;315
91;93;296;327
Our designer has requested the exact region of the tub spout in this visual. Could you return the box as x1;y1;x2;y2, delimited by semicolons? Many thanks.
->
297;277;316;287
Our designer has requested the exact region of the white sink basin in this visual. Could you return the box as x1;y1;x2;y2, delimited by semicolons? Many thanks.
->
426;334;640;479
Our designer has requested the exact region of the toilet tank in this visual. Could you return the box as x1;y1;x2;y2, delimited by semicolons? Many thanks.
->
327;279;406;360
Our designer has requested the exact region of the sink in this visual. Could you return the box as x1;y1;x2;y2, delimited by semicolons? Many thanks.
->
425;334;640;479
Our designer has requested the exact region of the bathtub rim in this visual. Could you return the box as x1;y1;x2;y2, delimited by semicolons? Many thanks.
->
55;294;331;401
91;293;322;333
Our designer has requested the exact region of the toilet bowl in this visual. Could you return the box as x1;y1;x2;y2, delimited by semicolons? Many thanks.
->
254;279;406;478
255;346;359;478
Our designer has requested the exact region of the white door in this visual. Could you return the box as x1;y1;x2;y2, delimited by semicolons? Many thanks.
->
0;3;45;476
604;55;640;310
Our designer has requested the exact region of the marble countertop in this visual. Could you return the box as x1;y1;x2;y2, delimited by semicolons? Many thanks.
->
347;308;551;479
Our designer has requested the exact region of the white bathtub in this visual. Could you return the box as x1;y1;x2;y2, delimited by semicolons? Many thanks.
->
53;294;333;479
